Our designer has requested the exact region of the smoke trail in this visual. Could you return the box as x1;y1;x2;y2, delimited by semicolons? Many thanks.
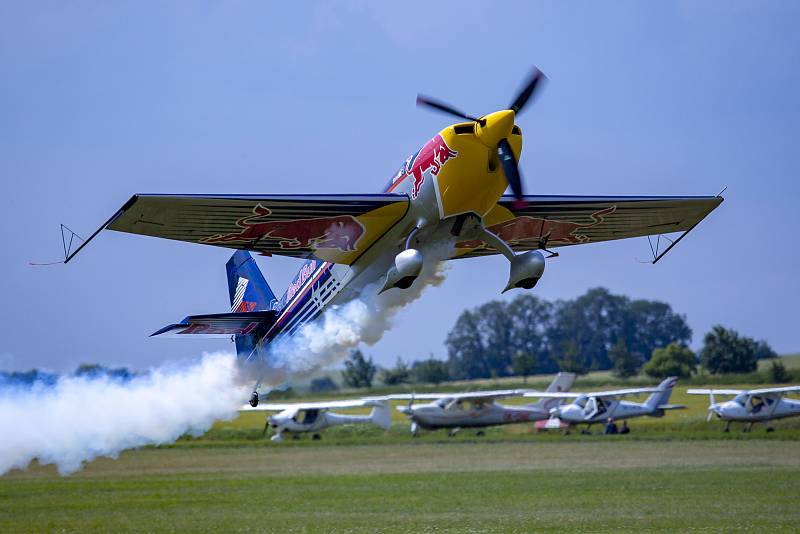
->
0;351;247;476
262;244;451;381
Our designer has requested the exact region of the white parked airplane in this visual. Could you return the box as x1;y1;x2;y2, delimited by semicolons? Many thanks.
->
242;398;391;442
393;372;575;436
688;386;800;432
526;377;684;432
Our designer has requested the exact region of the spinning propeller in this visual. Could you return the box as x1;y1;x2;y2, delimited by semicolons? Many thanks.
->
416;68;547;203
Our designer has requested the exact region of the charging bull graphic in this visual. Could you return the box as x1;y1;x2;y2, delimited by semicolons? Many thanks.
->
458;206;617;249
401;134;458;199
202;204;365;252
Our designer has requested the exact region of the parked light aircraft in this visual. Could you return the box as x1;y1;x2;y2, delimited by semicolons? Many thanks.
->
527;377;684;431
54;67;722;400
393;372;575;436
241;398;391;441
688;386;800;432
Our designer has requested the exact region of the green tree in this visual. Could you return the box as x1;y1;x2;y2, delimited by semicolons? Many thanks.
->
511;350;538;383
412;358;450;385
310;376;338;393
753;340;778;360
446;301;515;380
609;339;640;378
380;358;410;386
766;359;791;383
507;295;554;372
342;349;376;388
553;340;589;375
700;326;759;374
644;342;697;379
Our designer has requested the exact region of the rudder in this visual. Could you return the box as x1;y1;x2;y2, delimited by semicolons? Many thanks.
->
226;251;278;312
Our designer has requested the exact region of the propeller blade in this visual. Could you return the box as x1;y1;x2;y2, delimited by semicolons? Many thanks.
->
416;95;480;123
498;138;524;201
509;68;546;115
707;408;715;422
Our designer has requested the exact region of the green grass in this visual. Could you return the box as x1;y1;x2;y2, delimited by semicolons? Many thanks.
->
4;380;800;531
2;441;799;532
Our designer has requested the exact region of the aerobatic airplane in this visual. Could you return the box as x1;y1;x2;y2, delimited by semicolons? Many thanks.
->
392;372;575;436
241;398;391;442
688;386;800;432
527;377;685;432
54;67;723;403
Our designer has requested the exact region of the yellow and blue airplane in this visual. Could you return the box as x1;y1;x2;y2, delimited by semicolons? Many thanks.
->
59;68;722;404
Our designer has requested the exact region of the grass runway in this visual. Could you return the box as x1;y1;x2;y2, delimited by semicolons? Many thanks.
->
2;440;799;532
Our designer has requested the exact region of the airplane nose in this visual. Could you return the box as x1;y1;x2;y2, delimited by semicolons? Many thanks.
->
476;110;515;147
397;406;412;415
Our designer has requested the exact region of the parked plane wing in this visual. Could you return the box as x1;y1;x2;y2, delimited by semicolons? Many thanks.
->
382;389;529;401
524;386;660;399
241;399;384;412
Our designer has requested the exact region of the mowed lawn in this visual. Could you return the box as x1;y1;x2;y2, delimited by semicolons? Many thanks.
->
2;440;799;533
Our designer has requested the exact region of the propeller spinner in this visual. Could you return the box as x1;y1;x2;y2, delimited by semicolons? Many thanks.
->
416;68;547;202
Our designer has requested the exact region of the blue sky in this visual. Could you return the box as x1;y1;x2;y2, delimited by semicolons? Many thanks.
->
1;2;798;372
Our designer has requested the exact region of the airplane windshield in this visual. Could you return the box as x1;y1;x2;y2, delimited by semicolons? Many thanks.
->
435;398;452;408
574;395;588;408
733;394;748;406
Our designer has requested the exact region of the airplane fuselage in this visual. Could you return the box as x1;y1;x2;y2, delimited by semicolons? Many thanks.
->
254;119;522;356
710;397;800;422
400;401;547;430
555;400;662;425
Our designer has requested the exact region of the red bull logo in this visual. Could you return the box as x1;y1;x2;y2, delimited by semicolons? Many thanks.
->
398;134;458;199
201;204;366;252
458;206;617;249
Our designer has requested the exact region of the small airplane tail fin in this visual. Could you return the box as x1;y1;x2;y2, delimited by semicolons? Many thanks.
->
645;376;678;410
528;372;577;411
369;401;392;430
226;251;280;360
226;251;279;313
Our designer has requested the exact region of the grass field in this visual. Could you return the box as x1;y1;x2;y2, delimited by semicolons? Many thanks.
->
3;381;800;532
2;441;799;532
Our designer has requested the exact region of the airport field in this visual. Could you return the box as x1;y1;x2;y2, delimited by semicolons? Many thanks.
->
2;441;799;532
2;381;800;532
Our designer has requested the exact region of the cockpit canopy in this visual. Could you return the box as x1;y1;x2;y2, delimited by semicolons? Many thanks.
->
574;395;589;409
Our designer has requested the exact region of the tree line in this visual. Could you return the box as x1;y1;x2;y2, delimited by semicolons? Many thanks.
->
337;287;780;389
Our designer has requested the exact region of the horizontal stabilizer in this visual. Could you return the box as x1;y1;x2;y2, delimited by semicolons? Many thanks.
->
658;404;687;410
150;311;278;338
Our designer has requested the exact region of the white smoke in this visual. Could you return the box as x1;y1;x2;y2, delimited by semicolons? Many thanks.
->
0;351;248;476
263;244;451;380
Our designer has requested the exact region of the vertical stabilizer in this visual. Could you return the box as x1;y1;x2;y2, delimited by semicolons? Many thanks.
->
225;251;277;361
226;251;278;313
529;372;576;412
645;376;678;409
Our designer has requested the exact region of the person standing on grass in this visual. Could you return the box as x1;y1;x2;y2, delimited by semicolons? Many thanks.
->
604;417;618;434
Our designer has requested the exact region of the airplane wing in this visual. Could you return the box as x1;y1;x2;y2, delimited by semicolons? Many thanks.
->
687;388;744;396
454;195;722;260
240;398;383;412
64;194;409;266
747;386;800;396
523;387;660;399
383;389;528;401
